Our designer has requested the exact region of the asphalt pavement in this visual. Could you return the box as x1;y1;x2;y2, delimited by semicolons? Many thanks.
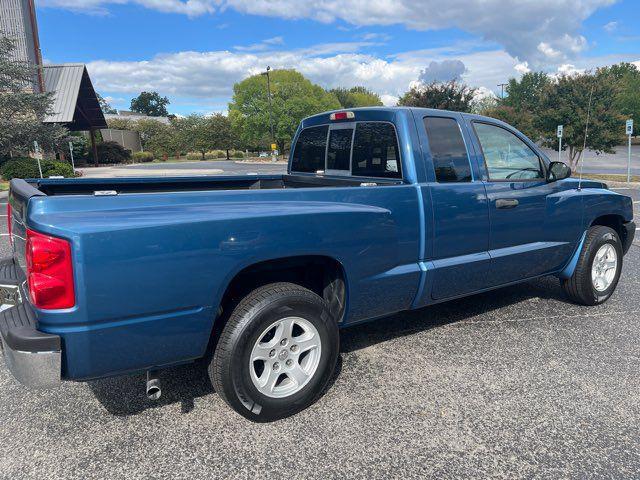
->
1;187;640;479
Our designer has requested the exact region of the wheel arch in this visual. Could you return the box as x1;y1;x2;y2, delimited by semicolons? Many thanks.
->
211;255;348;344
590;214;627;247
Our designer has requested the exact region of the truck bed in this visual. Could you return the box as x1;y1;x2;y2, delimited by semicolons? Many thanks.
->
26;173;401;196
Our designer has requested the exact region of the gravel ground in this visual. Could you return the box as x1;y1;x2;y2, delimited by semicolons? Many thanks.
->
0;189;639;479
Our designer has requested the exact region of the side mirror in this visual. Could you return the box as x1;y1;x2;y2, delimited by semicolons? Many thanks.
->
547;161;571;182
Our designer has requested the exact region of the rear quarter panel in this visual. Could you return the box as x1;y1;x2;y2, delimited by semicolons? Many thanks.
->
26;184;421;379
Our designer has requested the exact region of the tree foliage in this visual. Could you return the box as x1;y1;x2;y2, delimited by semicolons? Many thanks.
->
537;73;624;168
229;69;340;152
597;62;640;124
97;93;117;114
176;114;238;160
397;80;476;112
0;38;67;158
330;86;383;108
130;91;170;117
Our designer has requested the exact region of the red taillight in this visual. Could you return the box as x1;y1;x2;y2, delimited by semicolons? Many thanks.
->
26;229;75;309
330;111;355;121
7;203;12;245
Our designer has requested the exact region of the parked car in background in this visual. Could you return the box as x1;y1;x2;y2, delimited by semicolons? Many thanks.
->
1;107;634;421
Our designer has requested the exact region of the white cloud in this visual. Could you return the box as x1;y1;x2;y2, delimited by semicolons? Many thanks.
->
88;44;522;112
234;36;285;52
418;60;467;83
41;0;615;68
603;21;618;32
514;61;530;74
554;64;586;77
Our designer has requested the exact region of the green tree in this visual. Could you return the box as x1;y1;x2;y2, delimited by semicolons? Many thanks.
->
229;69;341;153
0;38;67;158
97;93;117;114
537;73;624;169
130;91;170;117
176;113;237;160
597;62;640;123
502;72;551;113
397;80;476;112
330;86;383;108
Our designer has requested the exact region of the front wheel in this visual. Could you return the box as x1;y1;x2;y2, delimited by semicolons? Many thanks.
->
561;225;623;305
209;282;339;422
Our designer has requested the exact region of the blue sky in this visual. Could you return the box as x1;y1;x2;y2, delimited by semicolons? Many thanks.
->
35;0;640;115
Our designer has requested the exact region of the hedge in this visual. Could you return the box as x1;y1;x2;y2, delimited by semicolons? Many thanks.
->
1;158;75;180
97;141;131;164
132;151;154;163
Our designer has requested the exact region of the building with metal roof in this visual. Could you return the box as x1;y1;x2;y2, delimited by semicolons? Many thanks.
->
0;0;44;91
42;64;106;131
41;64;107;165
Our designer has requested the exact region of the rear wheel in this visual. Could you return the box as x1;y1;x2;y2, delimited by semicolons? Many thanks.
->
209;282;339;422
561;225;623;305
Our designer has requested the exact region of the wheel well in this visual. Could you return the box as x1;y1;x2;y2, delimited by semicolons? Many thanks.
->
217;256;347;325
591;214;626;244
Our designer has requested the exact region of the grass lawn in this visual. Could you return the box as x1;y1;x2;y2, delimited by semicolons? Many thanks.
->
581;173;640;183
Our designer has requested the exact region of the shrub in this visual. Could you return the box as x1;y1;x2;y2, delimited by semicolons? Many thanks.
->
230;150;245;158
214;150;227;159
132;151;154;163
186;152;201;160
97;141;131;164
1;158;75;180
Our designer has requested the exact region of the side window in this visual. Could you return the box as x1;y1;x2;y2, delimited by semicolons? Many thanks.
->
352;122;401;178
423;117;472;183
291;125;328;173
474;123;544;180
326;128;353;172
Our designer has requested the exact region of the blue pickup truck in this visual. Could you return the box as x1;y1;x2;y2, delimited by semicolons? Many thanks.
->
0;107;635;421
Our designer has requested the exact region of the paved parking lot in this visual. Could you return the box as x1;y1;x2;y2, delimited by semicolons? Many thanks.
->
0;188;639;479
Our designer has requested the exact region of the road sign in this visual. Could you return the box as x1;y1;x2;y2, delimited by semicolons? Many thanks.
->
557;125;563;162
32;141;43;178
627;120;634;183
271;143;277;151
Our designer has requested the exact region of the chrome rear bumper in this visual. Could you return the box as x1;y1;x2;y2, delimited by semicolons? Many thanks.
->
0;258;61;388
1;334;61;388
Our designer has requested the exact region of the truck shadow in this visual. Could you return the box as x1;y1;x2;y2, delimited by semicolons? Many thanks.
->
88;276;568;416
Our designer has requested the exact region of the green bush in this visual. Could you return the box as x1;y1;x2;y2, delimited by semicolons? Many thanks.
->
186;152;201;160
132;151;154;163
1;158;75;180
230;150;245;158
97;141;131;164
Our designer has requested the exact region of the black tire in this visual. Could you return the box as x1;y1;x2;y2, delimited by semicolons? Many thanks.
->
209;282;339;422
561;225;623;305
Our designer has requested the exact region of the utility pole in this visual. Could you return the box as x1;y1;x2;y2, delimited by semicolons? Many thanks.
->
497;83;507;99
261;66;275;160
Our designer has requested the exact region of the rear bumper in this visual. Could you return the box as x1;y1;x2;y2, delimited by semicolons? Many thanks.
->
0;259;61;388
623;221;636;254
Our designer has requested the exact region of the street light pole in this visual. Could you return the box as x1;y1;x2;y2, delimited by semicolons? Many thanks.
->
262;66;275;159
497;83;507;99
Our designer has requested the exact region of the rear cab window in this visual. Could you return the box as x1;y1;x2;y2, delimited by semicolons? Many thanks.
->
291;121;402;180
423;116;472;183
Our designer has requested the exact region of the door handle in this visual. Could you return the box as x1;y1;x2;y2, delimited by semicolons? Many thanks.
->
496;198;519;209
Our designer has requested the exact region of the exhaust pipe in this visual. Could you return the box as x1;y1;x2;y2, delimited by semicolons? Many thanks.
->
146;370;161;400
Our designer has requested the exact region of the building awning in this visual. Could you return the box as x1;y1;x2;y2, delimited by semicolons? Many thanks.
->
42;64;107;131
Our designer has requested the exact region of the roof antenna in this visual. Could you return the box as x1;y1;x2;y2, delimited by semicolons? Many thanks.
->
577;83;595;191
